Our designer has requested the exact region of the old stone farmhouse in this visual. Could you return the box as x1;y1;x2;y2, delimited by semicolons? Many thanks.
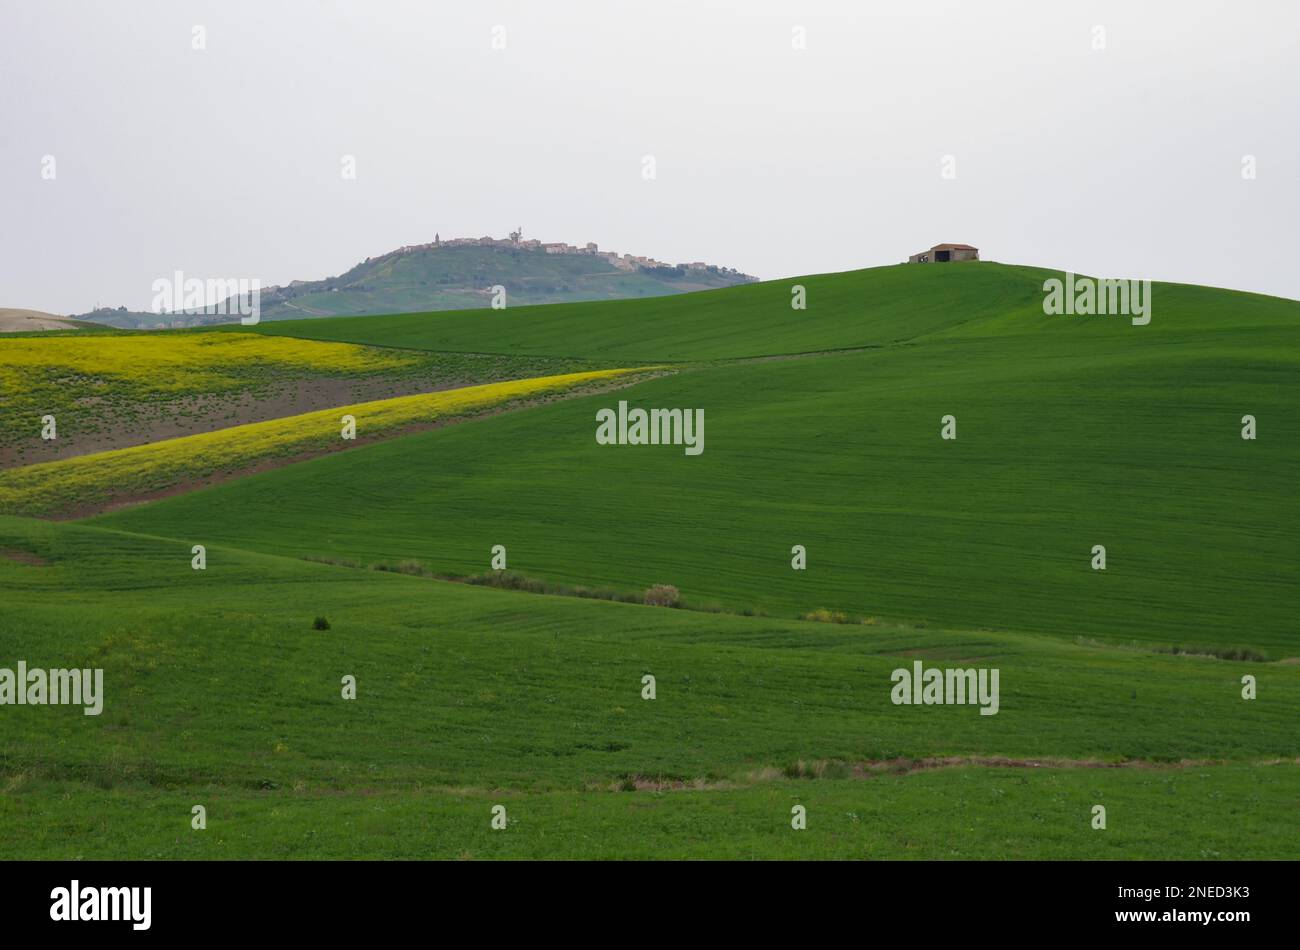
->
908;243;979;263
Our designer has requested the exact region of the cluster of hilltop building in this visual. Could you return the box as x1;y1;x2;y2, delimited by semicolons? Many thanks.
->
389;231;725;274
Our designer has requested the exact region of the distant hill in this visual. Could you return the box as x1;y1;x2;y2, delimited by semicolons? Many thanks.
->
71;239;758;329
0;308;82;333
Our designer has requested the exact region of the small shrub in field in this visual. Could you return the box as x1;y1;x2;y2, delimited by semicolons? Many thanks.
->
1156;644;1266;662
466;571;546;593
313;616;330;631
783;759;848;779
644;584;680;607
822;760;852;779
304;554;362;569
374;560;428;577
801;607;849;624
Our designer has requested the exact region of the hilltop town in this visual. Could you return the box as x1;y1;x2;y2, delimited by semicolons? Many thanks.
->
367;229;749;280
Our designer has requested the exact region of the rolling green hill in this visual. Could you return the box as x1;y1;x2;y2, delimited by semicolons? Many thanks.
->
252;262;1052;360
253;262;1298;361
101;264;1300;653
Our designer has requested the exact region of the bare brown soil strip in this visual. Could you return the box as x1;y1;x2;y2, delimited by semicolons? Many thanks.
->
847;755;1228;776
878;647;989;663
0;546;49;566
598;757;1299;793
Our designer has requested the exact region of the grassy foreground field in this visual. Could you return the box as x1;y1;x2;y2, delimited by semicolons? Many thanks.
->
1;262;1296;860
8;767;1293;860
1;515;1296;858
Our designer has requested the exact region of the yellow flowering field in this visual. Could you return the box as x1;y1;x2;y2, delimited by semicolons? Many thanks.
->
0;367;640;517
0;332;419;394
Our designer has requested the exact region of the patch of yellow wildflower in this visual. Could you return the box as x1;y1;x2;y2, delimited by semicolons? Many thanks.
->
0;333;418;395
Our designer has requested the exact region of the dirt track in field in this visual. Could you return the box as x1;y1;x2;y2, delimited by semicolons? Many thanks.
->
602;756;1300;792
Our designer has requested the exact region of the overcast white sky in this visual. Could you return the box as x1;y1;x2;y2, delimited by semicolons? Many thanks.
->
2;0;1296;313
